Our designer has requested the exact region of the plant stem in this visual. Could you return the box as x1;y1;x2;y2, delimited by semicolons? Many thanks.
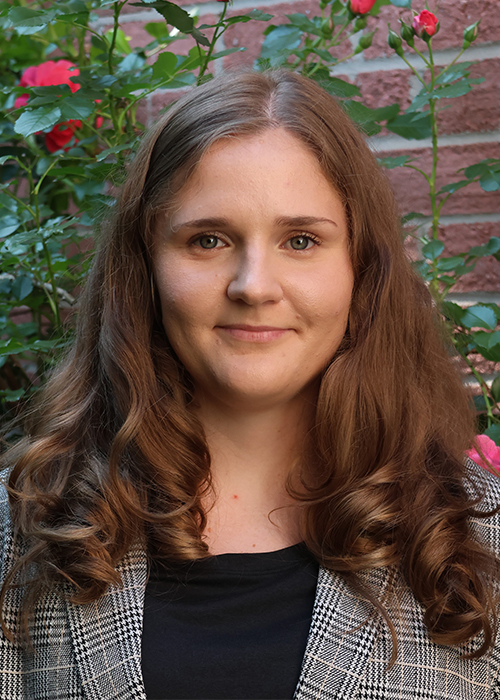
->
40;238;62;330
435;47;466;81
461;350;496;425
397;52;427;87
198;2;228;83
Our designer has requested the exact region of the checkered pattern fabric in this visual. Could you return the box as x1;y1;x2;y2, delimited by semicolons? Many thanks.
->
1;459;500;699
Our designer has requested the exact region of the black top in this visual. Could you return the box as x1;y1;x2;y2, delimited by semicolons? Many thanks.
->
141;543;319;700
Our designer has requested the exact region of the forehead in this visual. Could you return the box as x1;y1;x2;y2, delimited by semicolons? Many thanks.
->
168;128;344;226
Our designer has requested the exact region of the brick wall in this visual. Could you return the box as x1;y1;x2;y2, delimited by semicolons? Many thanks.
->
95;0;500;297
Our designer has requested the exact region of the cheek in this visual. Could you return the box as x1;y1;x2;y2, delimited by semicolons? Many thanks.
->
154;264;220;339
291;268;353;328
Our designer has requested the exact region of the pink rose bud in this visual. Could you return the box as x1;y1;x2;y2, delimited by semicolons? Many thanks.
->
349;0;377;15
466;434;500;474
412;10;439;40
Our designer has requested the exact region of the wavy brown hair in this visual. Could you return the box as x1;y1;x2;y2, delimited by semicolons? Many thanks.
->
1;69;499;656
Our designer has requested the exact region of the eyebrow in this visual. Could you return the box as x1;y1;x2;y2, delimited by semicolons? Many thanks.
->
171;215;338;231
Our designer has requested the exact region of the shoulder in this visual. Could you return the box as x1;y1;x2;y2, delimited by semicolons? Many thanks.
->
0;469;23;586
464;456;500;554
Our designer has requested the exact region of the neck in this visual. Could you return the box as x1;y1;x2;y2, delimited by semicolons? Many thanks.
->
193;391;316;554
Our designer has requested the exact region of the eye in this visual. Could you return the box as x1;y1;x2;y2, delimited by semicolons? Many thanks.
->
194;234;225;249
285;234;319;251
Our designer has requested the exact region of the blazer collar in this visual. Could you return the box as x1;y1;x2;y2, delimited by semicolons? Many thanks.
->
294;565;392;700
65;543;148;700
66;547;390;700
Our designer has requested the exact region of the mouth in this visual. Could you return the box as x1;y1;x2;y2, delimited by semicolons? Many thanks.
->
215;324;292;342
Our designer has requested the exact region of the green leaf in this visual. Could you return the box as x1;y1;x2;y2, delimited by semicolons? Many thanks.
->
473;331;500;351
461;305;498;330
436;255;464;272
12;274;33;300
190;28;211;47
316;76;361;98
14;107;61;138
96;144;134;162
377;155;414;169
401;211;424;225
59;96;95;121
104;27;131;55
484;422;500;445
421;239;444;260
442;301;464;325
8;7;56;29
131;1;193;33
435;62;472;85
0;388;25;403
31;85;73;98
467;237;500;258
260;25;302;60
438;179;470;195
0;215;21;236
479;170;500;192
226;10;273;25
152;51;178;80
411;82;471;111
389;0;412;6
386;111;432;140
464;159;497;179
144;21;171;40
211;48;245;60
491;376;500;404
285;13;322;35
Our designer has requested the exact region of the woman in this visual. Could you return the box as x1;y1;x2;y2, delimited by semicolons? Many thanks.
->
1;69;500;700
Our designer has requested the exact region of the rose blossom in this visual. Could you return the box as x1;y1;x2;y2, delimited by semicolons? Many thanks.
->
412;10;439;39
466;434;500;474
15;60;82;153
350;0;377;15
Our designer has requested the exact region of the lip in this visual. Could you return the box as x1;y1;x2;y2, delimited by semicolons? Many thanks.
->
216;324;292;342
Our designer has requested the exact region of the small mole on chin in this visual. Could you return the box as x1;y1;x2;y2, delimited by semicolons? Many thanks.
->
232;494;238;499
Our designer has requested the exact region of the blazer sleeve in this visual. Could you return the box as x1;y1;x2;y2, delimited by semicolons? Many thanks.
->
0;472;25;699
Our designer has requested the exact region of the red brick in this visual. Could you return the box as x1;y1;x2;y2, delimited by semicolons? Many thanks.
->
355;69;412;110
433;59;500;135
148;87;190;124
119;19;159;50
223;1;352;70
439;222;500;293
365;0;500;60
379;143;500;217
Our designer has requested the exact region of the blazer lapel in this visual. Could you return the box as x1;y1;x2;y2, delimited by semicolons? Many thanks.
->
65;543;148;700
294;565;391;700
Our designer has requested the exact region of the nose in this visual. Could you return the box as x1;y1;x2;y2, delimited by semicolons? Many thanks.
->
226;248;283;305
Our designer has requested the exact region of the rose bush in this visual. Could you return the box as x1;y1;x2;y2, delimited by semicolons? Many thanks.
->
14;60;82;152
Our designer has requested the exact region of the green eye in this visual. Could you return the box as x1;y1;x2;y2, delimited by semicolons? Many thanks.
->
198;235;219;249
289;236;311;250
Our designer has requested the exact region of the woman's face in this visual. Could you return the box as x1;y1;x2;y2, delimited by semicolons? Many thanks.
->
153;128;354;410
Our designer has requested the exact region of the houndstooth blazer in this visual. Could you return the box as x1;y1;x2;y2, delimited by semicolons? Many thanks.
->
1;459;500;700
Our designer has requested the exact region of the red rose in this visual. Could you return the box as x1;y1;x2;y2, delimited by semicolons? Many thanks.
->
15;60;82;153
412;10;439;39
349;0;376;14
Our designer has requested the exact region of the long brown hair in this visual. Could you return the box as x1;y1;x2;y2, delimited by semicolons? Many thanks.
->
1;69;498;655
